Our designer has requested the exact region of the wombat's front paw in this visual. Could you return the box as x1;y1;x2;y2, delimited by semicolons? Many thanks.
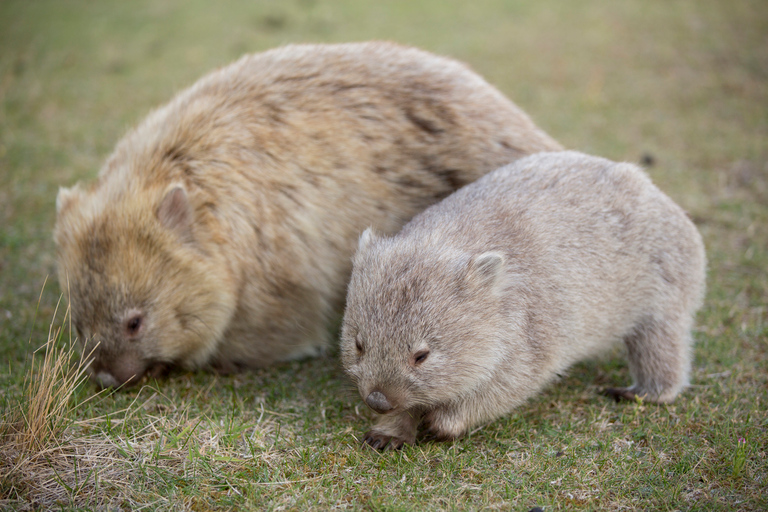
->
362;430;408;450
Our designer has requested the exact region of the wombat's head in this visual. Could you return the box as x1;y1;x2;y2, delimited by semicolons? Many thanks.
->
54;182;236;389
341;229;507;415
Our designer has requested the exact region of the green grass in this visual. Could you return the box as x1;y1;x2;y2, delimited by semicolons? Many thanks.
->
1;0;766;510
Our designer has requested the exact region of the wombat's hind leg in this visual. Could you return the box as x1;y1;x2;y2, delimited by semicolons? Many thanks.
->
423;404;470;441
363;411;420;450
601;386;643;403
611;315;693;404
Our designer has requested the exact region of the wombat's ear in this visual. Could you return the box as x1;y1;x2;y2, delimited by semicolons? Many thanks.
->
466;252;505;290
157;185;194;242
56;185;82;215
358;228;379;252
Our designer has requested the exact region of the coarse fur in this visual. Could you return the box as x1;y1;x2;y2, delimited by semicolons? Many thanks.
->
53;41;561;389
341;151;706;450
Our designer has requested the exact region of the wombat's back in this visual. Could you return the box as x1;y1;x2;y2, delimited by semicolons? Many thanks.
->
105;41;560;192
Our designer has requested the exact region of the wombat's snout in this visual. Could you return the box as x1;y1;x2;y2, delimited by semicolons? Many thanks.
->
87;357;150;390
91;370;118;389
91;370;143;389
365;391;394;414
90;368;141;390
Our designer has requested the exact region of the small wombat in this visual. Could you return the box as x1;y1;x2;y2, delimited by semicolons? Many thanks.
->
341;151;706;449
54;42;561;388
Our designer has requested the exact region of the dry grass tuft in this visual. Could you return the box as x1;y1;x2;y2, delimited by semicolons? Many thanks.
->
0;285;98;506
2;296;93;453
0;288;282;509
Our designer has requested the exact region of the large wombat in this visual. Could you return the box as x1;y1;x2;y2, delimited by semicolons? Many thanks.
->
54;42;560;388
341;151;706;450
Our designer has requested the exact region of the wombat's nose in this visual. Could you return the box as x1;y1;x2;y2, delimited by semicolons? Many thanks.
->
92;370;120;389
90;363;144;389
365;391;394;414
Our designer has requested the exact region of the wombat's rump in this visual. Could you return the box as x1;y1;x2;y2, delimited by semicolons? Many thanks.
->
54;42;561;389
341;151;706;449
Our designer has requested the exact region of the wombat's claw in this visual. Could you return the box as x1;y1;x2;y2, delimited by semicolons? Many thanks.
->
362;431;405;451
602;387;638;403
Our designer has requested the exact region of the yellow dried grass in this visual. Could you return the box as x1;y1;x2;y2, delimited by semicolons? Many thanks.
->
0;284;279;508
9;292;94;454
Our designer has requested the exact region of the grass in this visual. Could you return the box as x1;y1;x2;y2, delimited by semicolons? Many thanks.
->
1;0;766;510
6;290;92;455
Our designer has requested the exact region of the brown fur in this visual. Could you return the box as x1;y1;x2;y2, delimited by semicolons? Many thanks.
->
53;42;561;388
341;151;706;450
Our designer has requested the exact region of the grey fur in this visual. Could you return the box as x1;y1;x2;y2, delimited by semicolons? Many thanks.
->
341;151;706;449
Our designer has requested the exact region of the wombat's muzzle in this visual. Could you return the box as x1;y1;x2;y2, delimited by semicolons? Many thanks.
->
88;360;169;390
89;366;143;390
365;391;394;414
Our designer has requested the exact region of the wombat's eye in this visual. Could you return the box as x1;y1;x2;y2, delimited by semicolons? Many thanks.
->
125;314;143;338
354;335;363;354
413;349;430;365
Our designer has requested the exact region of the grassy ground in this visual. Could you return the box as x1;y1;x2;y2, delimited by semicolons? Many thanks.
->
1;0;766;510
